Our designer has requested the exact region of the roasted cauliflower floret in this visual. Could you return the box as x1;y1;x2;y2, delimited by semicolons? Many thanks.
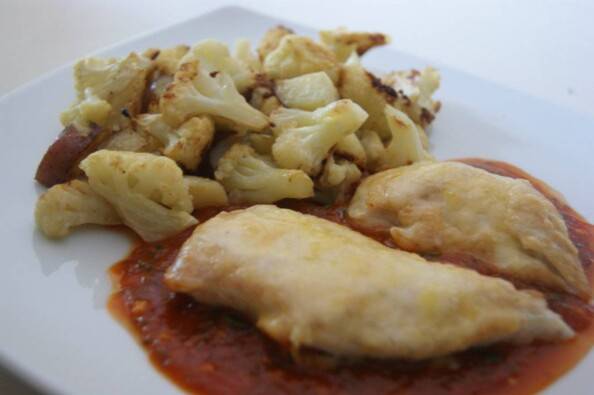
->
359;129;384;168
99;127;158;153
319;28;390;62
161;116;214;170
376;106;432;170
249;76;282;116
184;176;229;209
181;40;255;92
257;25;294;60
318;155;362;202
314;155;362;205
271;99;368;175
263;35;339;82
60;90;112;132
79;150;196;241
137;113;214;170
275;71;339;111
160;61;268;130
215;144;314;204
209;132;275;168
142;46;189;112
251;92;282;116
35;180;121;238
382;67;441;127
335;133;367;167
319;155;362;188
338;53;405;139
145;45;190;75
234;39;262;72
66;53;153;132
144;74;174;114
209;134;243;169
247;132;275;155
74;53;152;107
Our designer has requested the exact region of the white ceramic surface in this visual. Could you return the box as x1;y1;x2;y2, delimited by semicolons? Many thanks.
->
0;6;592;395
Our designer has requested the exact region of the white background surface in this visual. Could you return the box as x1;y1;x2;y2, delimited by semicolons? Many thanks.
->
0;1;593;394
1;0;593;117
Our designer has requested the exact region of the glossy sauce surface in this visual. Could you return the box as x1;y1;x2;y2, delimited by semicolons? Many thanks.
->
109;159;594;395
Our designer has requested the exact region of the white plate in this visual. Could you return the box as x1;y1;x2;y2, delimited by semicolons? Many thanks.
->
0;5;592;395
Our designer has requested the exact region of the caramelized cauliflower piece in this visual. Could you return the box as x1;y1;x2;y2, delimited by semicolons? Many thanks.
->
35;180;121;238
319;28;390;62
79;150;196;241
335;133;367;167
66;53;152;131
382;67;441;127
184;176;229;209
162;116;214;170
247;132;275;155
141;46;190;113
247;74;282;116
317;155;362;204
99;127;157;153
234;39;262;72
271;99;368;175
209;134;242;169
275;71;339;110
215;144;314;204
252;93;282;116
209;132;275;169
137;113;214;170
144;74;174;114
160;61;268;130
181;40;255;92
147;45;190;75
376;106;432;170
359;129;384;168
338;53;405;139
258;25;294;60
74;53;152;107
263;35;339;82
60;91;112;132
318;155;362;199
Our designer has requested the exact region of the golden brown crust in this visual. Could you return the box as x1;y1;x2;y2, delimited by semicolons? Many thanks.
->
258;25;295;60
348;162;591;300
166;205;573;360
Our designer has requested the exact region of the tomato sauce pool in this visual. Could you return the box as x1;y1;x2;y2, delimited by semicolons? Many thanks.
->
109;159;594;395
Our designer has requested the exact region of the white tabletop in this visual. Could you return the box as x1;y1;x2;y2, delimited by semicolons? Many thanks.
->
0;0;592;393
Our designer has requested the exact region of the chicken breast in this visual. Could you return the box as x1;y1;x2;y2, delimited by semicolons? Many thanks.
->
348;161;590;300
165;205;572;360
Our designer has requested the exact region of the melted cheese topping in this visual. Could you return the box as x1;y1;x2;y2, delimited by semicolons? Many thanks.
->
348;161;590;300
166;205;572;360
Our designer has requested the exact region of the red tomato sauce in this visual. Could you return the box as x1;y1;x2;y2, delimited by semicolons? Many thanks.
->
109;159;594;395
